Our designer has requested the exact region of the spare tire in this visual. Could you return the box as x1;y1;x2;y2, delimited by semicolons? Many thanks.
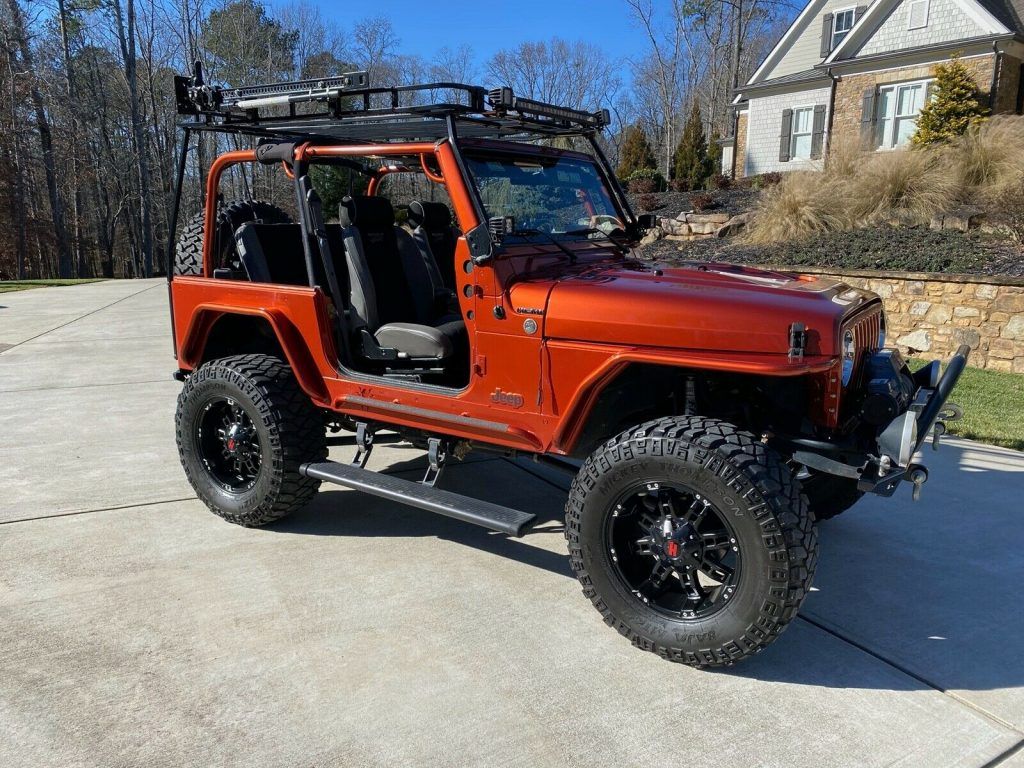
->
173;199;292;276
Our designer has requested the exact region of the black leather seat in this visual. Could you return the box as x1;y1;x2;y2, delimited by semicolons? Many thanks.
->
233;223;310;285
339;196;465;361
408;200;457;291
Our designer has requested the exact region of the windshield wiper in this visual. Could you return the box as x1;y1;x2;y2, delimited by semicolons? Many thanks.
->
561;227;629;255
510;228;578;264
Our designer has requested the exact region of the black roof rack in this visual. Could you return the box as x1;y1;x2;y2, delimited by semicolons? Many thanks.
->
174;63;611;143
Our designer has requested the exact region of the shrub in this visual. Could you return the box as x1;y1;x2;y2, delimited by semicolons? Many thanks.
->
743;114;1024;244
637;193;661;212
625;167;666;193
952;116;1024;202
707;130;723;178
673;103;713;190
748;172;782;190
617;124;658;179
846;148;957;226
690;193;715;212
745;172;850;244
670;178;690;192
913;55;988;146
708;173;732;190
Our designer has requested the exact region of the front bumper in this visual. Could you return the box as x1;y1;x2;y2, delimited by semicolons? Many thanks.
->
790;345;969;500
860;343;970;497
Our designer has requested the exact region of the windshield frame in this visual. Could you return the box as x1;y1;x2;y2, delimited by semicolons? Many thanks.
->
459;140;632;247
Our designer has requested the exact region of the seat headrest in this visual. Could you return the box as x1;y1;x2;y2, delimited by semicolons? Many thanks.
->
408;201;452;231
339;195;395;230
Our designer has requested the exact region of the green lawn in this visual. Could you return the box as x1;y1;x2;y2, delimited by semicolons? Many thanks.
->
0;279;106;293
912;358;1024;451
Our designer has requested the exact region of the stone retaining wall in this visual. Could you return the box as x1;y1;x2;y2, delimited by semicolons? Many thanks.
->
787;267;1024;373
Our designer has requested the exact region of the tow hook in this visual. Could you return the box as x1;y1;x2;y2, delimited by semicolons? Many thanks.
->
932;402;963;451
907;465;929;501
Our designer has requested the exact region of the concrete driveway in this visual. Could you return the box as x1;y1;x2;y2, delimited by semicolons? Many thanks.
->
1;279;1022;768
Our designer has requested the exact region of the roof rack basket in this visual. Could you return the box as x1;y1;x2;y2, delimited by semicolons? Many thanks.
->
173;62;611;142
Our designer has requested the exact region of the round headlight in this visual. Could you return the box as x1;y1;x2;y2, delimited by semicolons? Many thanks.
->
878;312;887;349
841;329;856;386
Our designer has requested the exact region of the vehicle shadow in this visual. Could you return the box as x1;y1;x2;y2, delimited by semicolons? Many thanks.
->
273;439;1024;696
275;455;573;580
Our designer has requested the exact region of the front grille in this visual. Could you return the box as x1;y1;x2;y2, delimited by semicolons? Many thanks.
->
846;306;883;384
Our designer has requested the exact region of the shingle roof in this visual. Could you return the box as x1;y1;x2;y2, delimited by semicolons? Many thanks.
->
735;68;829;96
976;0;1024;34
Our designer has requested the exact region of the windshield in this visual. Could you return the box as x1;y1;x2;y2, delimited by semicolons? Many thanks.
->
464;152;623;238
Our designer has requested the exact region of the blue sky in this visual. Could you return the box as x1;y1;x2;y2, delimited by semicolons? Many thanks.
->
273;0;654;70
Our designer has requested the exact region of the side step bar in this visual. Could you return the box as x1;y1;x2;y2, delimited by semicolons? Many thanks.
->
300;460;537;537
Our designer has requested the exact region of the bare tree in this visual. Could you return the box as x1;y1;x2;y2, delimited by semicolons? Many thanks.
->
110;0;155;276
5;0;72;277
487;38;620;111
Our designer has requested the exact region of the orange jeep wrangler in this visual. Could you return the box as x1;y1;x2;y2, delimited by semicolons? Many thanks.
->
167;66;967;667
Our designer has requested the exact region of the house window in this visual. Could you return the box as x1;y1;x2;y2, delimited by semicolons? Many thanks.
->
832;8;856;48
876;80;931;148
791;107;814;159
908;0;929;29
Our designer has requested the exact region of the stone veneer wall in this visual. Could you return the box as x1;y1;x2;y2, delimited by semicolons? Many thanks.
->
831;55;997;148
789;267;1024;372
994;53;1023;114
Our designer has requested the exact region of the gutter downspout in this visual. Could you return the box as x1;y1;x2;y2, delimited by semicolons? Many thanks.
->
989;40;1002;111
731;105;740;178
824;68;838;163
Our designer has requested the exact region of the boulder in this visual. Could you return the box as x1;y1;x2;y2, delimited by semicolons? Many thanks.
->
686;211;731;225
716;212;753;238
896;329;932;352
659;217;691;236
688;221;720;235
639;226;664;246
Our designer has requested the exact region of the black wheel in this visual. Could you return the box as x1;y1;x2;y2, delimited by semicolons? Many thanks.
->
801;471;864;520
173;199;292;276
565;416;817;668
175;354;326;526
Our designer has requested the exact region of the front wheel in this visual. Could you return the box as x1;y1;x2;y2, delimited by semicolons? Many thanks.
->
565;416;817;668
175;354;326;526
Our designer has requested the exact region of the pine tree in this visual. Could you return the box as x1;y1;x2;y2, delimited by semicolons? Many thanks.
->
912;55;988;146
617;124;658;179
673;103;711;190
707;130;723;177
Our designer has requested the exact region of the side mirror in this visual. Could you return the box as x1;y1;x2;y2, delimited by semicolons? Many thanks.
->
636;213;657;231
625;213;657;242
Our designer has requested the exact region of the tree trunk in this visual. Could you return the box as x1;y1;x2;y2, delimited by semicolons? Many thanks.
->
57;0;85;277
112;0;154;277
730;0;744;91
6;0;72;278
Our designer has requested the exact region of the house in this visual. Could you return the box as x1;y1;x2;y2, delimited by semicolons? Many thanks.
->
722;0;1024;177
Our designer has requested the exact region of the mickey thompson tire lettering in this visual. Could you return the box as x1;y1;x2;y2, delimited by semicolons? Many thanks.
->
564;416;818;668
175;354;327;527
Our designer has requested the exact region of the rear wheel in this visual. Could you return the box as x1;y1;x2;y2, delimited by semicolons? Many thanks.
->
173;199;292;276
175;354;326;526
565;416;817;667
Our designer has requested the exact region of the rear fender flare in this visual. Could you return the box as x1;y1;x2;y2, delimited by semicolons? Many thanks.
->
179;306;330;405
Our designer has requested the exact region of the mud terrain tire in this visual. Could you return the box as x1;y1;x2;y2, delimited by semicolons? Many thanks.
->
173;199;292;276
565;416;817;668
175;354;326;526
